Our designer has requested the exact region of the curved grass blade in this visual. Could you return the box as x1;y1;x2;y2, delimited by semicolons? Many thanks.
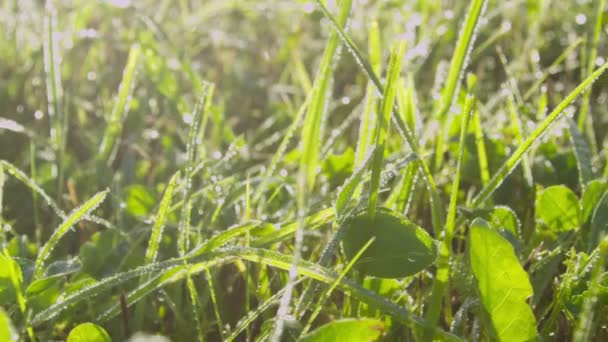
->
335;145;376;218
43;1;65;196
368;40;406;219
98;44;141;164
433;0;487;169
472;109;490;186
472;62;608;208
144;171;181;264
34;189;109;279
186;273;205;342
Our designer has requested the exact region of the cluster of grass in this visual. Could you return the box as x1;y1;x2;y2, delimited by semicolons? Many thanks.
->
1;0;608;341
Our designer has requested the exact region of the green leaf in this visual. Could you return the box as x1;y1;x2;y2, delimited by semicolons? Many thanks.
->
67;322;111;342
124;184;156;218
299;319;384;342
341;207;437;278
469;218;537;341
0;308;17;342
535;185;581;232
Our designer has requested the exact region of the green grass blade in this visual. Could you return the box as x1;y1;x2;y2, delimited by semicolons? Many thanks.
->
34;188;109;278
424;94;475;340
368;40;406;219
353;20;381;173
144;171;181;264
472;109;490;186
98;44;141;164
186;273;204;342
179;84;212;256
577;0;605;133
507;95;533;186
472;62;608;208
335;145;376;219
433;0;487;169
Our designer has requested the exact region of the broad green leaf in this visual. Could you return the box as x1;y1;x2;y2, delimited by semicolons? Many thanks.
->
342;207;437;278
67;322;111;342
535;185;581;232
35;189;109;278
582;179;608;224
469;218;537;341
299;319;384;342
0;308;17;342
589;192;608;250
124;184;156;218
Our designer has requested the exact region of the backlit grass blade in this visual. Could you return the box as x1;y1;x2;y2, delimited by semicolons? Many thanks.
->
368;40;406;219
34;188;109;278
577;0;605;134
472;62;608;208
144;171;181;264
472;109;490;186
98;44;141;164
433;0;487;170
186;273;204;342
424;94;475;340
335;145;376;218
353;21;381;173
253;89;312;203
179;83;212;256
43;1;65;197
507;95;533;186
299;0;350;192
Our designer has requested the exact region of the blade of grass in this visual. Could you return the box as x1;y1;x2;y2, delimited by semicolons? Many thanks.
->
424;94;475;341
432;0;487;170
98;44;141;164
568;118;594;189
144;171;181;264
43;0;65;198
34;188;109;279
472;108;490;186
368;40;406;219
577;0;605;137
507;94;533;186
186;272;204;342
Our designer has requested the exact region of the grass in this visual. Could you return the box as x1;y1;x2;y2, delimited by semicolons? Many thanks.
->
1;0;608;341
